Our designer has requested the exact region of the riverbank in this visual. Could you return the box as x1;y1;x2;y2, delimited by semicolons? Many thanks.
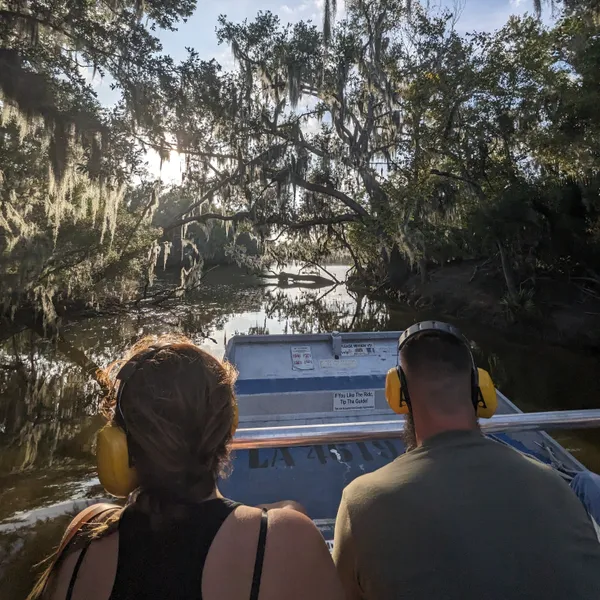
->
360;259;600;353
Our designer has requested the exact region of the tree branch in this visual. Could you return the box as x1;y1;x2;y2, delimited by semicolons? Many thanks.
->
164;211;360;233
166;143;289;226
288;173;371;218
130;131;238;161
430;169;483;190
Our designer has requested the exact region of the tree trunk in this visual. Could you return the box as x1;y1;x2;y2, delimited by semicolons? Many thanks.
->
261;272;335;287
497;239;518;302
387;244;412;288
419;258;428;285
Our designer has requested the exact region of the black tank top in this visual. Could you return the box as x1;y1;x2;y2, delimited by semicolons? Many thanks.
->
66;498;268;600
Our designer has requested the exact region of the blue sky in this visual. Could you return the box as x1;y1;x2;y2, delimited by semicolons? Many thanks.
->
100;0;543;180
156;0;541;66
96;0;542;103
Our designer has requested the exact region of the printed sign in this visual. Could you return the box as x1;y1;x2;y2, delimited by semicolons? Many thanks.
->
291;346;314;370
341;342;378;357
333;389;376;411
320;359;358;370
314;519;335;553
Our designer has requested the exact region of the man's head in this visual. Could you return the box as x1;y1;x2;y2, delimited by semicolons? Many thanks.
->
400;330;478;449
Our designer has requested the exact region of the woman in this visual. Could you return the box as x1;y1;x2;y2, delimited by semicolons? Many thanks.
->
31;335;344;600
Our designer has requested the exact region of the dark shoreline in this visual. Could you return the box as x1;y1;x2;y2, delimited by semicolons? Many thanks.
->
350;260;600;354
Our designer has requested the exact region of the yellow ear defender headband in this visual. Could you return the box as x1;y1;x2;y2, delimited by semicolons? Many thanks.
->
385;321;497;419
96;348;239;498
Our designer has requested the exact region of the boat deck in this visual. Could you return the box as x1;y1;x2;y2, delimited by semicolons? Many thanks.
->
220;332;586;545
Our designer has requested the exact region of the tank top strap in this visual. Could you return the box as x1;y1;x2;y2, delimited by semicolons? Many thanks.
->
249;510;268;600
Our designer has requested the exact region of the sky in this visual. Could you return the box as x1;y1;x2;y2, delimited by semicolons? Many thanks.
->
157;0;541;65
97;0;545;182
156;0;543;66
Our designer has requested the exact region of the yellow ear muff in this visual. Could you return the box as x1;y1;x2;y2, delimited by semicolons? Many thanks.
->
96;424;138;498
97;400;238;497
385;367;409;414
386;366;497;418
476;368;498;418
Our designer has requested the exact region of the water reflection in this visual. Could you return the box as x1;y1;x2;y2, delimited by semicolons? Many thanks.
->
1;264;599;597
1;266;376;477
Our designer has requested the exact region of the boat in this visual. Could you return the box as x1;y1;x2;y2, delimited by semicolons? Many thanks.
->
219;331;600;548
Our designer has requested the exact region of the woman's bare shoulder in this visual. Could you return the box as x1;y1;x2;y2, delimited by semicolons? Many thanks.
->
232;504;325;544
261;509;345;600
45;531;120;600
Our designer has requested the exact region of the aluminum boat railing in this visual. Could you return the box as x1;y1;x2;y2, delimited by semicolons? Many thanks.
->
232;409;600;450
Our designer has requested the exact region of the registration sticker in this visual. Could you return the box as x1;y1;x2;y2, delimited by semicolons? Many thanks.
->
291;346;314;370
333;389;376;411
341;342;378;357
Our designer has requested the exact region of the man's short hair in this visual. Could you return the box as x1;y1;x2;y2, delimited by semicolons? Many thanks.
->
400;331;472;378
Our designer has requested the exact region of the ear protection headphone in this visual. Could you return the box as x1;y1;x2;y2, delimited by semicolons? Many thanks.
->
96;348;239;498
385;321;497;419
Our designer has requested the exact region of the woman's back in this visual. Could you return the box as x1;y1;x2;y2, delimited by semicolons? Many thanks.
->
32;336;343;600
48;502;341;600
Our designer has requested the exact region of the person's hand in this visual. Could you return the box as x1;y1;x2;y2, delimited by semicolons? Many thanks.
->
256;500;308;515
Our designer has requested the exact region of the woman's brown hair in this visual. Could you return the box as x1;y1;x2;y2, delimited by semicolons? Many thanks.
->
28;335;238;599
100;334;238;505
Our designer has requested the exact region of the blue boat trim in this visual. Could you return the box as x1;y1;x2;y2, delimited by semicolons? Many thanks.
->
489;433;550;465
236;374;386;395
222;434;556;524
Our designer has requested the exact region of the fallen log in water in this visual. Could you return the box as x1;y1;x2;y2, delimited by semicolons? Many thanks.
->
261;271;335;287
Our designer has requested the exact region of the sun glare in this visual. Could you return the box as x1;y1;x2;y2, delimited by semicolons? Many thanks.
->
146;148;186;184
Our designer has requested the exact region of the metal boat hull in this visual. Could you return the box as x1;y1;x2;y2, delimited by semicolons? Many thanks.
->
221;332;590;545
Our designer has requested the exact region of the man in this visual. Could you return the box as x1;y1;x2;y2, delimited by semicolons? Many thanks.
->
333;324;600;600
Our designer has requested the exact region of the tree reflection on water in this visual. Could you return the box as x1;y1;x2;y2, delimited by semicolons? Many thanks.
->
1;265;600;598
0;265;390;596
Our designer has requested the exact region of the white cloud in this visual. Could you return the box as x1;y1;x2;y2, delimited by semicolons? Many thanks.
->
277;0;346;24
302;115;322;136
310;0;346;21
215;49;236;71
79;65;101;87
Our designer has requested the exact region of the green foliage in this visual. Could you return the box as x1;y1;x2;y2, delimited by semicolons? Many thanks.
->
4;0;600;328
499;287;537;322
0;0;196;326
166;0;599;300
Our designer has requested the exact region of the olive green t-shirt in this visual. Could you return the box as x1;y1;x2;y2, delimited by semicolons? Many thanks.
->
333;430;600;600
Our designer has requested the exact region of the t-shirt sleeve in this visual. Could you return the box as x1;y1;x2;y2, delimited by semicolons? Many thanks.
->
333;489;364;600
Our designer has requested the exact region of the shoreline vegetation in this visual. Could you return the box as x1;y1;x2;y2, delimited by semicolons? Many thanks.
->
2;0;600;385
3;257;600;355
356;260;600;353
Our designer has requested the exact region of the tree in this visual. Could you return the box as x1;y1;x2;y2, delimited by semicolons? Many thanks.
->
0;1;196;329
164;2;417;281
162;0;599;302
5;0;600;328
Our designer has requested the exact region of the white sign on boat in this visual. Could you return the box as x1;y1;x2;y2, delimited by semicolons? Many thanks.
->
333;390;376;411
291;346;314;370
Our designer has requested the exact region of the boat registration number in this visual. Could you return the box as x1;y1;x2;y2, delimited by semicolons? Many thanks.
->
333;389;375;411
341;342;378;357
